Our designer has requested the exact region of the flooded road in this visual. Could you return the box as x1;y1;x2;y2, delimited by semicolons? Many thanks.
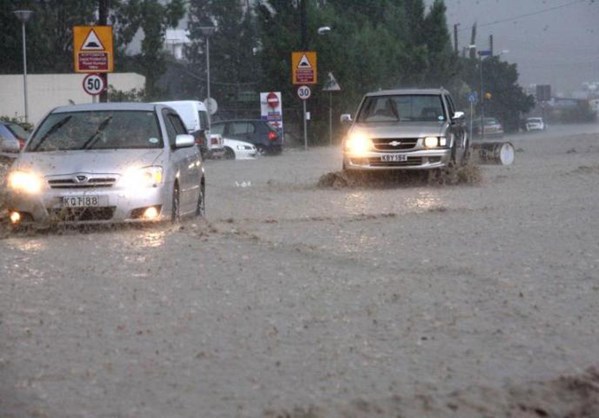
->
1;125;599;417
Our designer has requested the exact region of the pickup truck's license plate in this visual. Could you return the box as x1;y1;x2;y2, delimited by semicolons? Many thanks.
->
62;195;103;207
381;153;407;162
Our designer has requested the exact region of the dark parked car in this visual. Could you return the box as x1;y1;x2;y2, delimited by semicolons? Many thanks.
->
210;119;283;155
471;117;504;139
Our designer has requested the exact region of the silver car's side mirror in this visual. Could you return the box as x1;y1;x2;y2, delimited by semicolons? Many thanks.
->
340;114;353;124
175;134;195;148
452;111;465;121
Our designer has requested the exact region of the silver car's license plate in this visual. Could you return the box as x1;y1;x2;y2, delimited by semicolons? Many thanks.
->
381;154;407;162
62;195;105;207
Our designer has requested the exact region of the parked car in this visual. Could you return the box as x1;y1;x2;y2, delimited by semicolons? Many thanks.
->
1;102;205;226
525;117;546;132
210;119;283;155
471;117;504;139
0;121;30;153
153;100;224;158
222;138;257;160
340;88;469;171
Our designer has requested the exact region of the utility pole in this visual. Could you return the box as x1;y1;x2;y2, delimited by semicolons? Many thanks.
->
300;0;307;50
98;0;109;103
489;34;494;56
454;23;460;53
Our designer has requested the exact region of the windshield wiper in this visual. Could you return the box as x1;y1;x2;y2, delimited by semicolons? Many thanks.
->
82;116;113;149
31;115;72;151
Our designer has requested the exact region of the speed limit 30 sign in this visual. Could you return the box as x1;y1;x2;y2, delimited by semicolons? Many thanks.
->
297;85;311;100
82;73;105;96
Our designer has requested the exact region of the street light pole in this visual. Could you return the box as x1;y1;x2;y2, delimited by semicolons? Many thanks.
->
200;24;216;124
479;53;485;140
13;10;33;124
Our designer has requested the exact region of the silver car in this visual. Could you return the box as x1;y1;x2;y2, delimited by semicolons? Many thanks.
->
341;88;469;171
2;102;205;226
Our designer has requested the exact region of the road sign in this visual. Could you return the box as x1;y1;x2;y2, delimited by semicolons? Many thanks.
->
73;26;114;73
291;51;317;85
297;85;311;100
322;72;341;92
468;91;478;104
82;73;105;95
266;91;280;108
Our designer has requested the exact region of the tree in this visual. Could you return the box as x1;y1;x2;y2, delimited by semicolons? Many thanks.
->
0;0;184;100
461;56;534;132
186;0;260;114
112;0;185;100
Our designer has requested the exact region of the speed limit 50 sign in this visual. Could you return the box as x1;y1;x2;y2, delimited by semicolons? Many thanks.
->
82;73;105;96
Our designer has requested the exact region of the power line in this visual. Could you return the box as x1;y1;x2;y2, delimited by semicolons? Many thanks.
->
459;0;592;30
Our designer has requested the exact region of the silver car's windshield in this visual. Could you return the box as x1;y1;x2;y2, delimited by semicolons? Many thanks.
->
27;110;163;152
356;94;445;123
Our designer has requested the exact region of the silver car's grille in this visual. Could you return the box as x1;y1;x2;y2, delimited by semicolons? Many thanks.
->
48;207;116;221
48;177;117;189
372;137;418;151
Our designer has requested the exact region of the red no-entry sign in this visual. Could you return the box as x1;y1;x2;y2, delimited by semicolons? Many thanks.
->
266;92;279;108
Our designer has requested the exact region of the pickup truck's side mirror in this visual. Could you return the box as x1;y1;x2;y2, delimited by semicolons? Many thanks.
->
340;114;353;124
452;111;465;121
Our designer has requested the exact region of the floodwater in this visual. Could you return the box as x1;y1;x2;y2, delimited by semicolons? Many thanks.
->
1;124;599;417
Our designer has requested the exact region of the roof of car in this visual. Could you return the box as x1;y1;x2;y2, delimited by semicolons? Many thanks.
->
49;102;164;113
212;119;268;123
364;88;450;97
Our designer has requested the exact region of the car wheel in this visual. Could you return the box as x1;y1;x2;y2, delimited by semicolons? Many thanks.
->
171;183;180;223
462;139;471;165
195;182;205;217
224;147;235;160
256;145;267;156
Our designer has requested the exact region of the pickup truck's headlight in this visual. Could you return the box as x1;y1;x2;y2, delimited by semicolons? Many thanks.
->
345;133;373;156
423;136;447;148
7;171;43;194
120;166;163;189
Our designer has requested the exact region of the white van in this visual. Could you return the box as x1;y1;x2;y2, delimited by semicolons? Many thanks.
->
154;100;224;158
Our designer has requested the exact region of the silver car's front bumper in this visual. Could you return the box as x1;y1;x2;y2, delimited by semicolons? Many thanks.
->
6;184;171;224
343;148;452;170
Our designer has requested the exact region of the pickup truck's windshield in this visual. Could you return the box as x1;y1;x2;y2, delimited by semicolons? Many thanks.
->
357;94;446;123
27;110;163;152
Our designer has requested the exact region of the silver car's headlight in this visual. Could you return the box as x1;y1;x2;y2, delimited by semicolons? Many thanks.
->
345;133;373;156
423;136;448;148
120;166;163;189
7;170;43;194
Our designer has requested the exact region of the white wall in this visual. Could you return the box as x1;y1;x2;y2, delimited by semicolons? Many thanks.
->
0;73;145;126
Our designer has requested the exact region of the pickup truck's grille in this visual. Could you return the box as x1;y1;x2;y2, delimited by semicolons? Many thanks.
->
48;177;116;189
372;137;418;151
367;156;423;167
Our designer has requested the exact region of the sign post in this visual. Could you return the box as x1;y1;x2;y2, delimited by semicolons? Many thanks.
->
260;91;284;138
297;85;311;150
292;51;317;150
73;26;113;100
322;72;341;145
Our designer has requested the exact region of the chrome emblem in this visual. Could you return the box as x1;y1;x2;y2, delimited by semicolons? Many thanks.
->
389;141;402;147
75;175;88;183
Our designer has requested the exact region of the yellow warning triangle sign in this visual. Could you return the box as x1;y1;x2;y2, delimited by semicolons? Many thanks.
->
298;54;312;68
81;29;105;51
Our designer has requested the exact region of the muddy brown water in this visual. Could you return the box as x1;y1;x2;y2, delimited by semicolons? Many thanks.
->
1;126;599;417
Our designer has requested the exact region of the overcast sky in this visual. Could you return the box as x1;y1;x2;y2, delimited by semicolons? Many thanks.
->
429;0;599;95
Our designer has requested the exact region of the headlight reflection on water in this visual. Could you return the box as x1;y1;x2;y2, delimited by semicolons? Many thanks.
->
405;191;444;212
137;230;166;249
